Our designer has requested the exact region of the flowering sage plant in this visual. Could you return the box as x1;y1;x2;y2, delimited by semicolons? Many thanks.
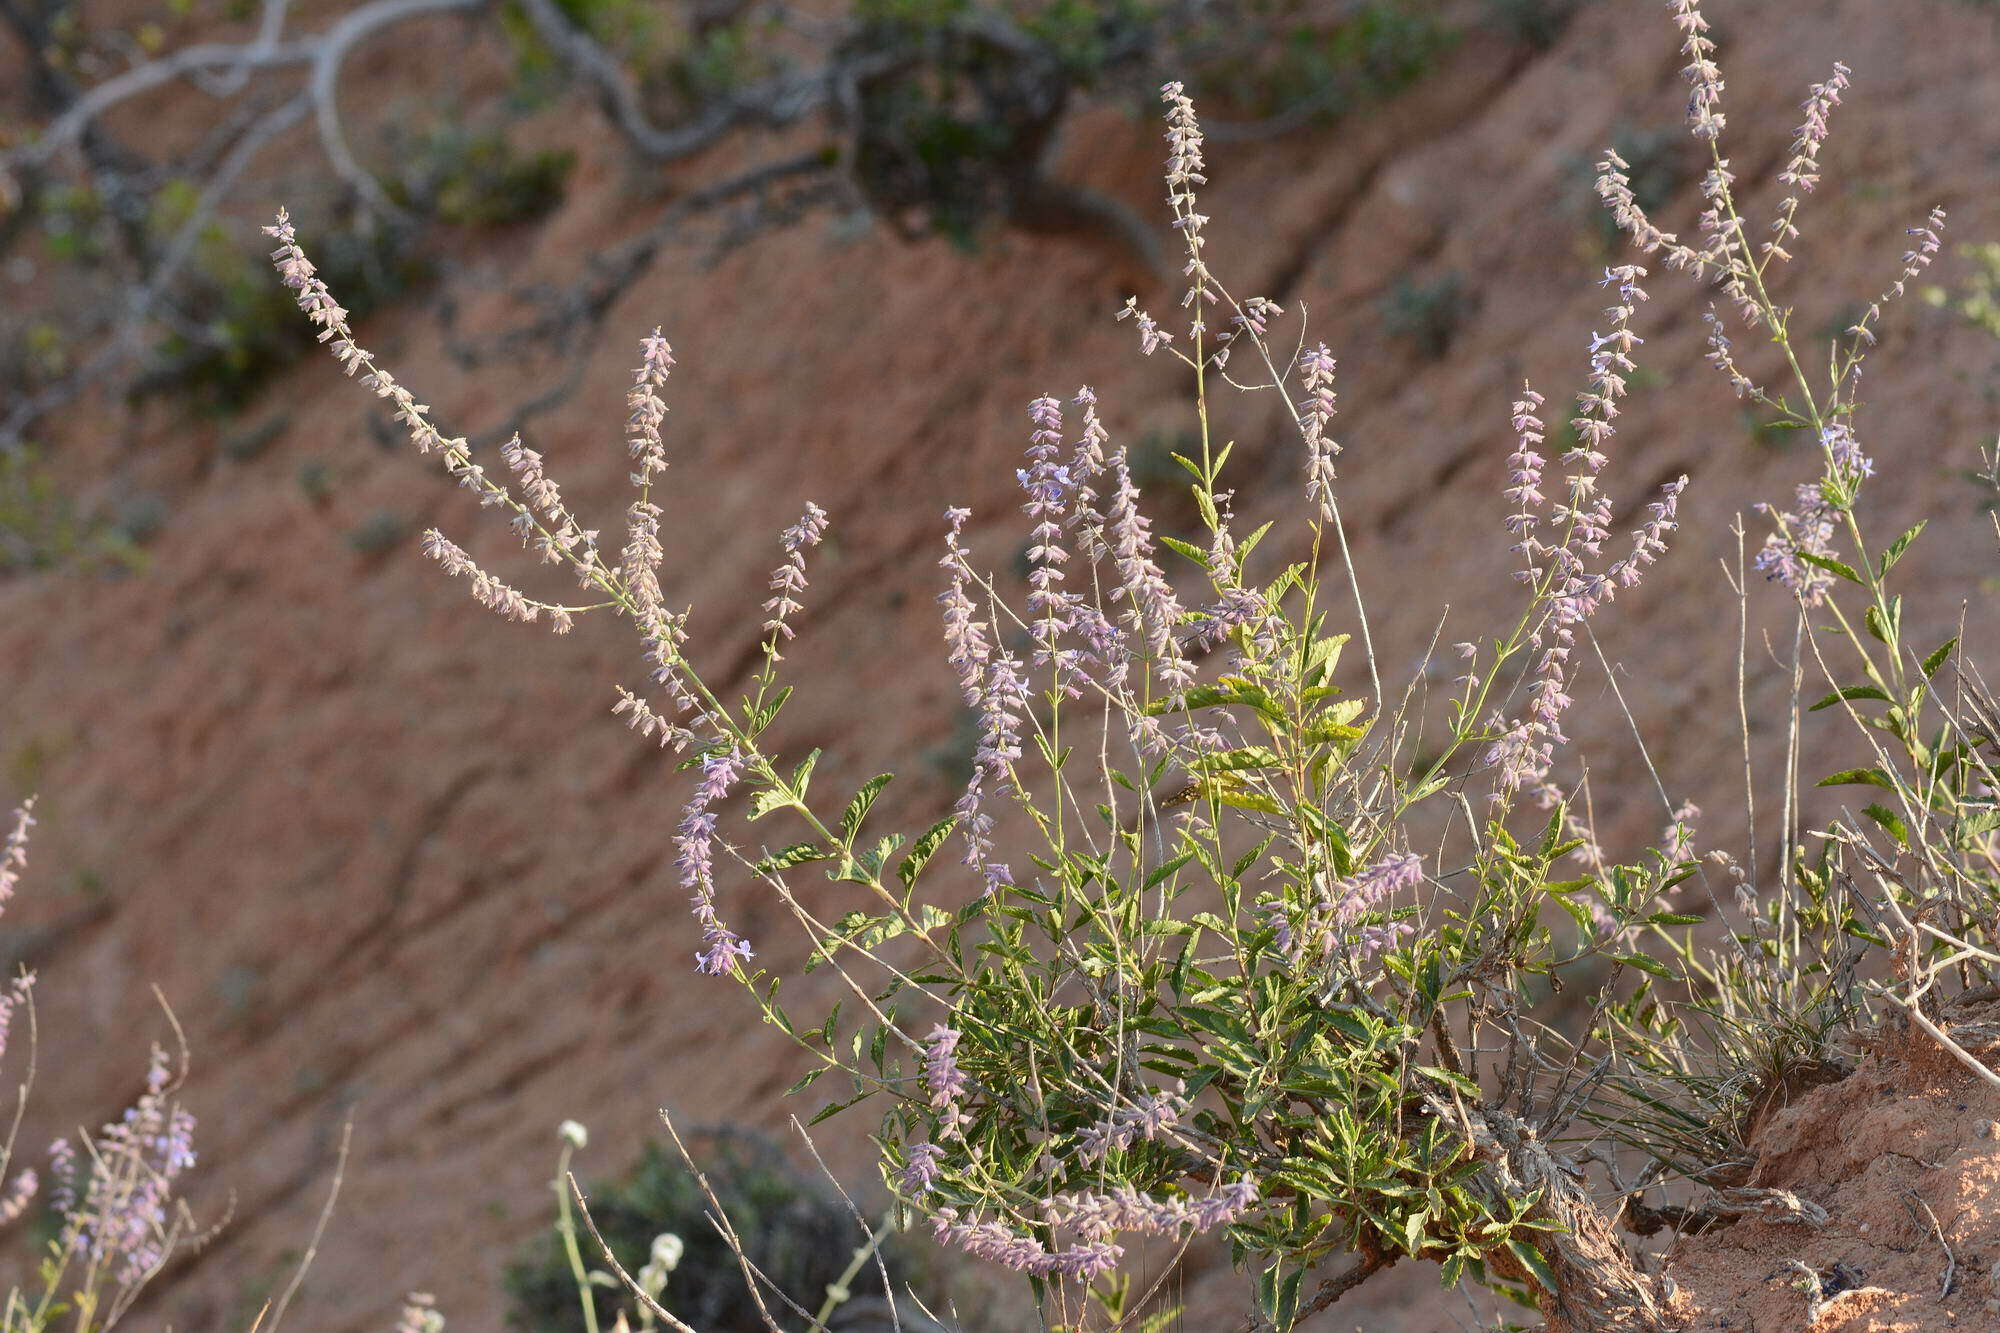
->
264;3;1984;1328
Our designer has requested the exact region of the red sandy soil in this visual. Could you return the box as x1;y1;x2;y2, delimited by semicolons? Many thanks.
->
3;1;2000;1328
1664;1007;2000;1333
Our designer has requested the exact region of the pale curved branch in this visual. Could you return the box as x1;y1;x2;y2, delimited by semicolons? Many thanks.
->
4;0;486;202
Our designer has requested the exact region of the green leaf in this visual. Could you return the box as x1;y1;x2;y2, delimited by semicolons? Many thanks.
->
1860;802;1908;846
807;1092;869;1126
840;774;894;847
1953;808;2000;847
1144;850;1197;891
1505;1239;1558;1295
897;816;958;890
1612;952;1674;980
753;842;833;875
1646;912;1704;926
1416;1065;1479;1097
1816;767;1894;790
1158;533;1206;564
1922;637;1958;680
1879;520;1925;577
791;748;822;799
748;788;792;821
1808;685;1890;712
1191;746;1284;774
1864;596;1902;646
1797;551;1863;587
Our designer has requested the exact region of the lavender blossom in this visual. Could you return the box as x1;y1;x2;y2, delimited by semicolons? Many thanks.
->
1671;0;1725;139
0;1169;37;1225
898;1141;946;1194
1751;481;1838;605
1116;297;1173;356
931;1208;1125;1280
1608;475;1689;589
1159;82;1214;323
1105;451;1195;700
1331;853;1423;927
938;510;1018;893
1297;344;1340;518
1504;386;1547;574
0;799;33;914
1019;397;1086;695
924;1024;971;1138
420;530;550;628
1492;267;1672;802
1076;1084;1190;1162
677;748;751;976
762;500;830;650
66;1044;199;1285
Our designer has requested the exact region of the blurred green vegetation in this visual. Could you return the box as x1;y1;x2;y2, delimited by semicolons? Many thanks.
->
0;447;146;576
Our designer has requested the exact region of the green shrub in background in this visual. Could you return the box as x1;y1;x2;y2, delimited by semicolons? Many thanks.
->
1924;241;2000;339
1379;270;1470;359
0;447;144;577
382;123;576;228
504;1128;907;1333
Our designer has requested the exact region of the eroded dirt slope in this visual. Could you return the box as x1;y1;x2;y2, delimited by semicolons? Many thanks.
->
4;2;2000;1328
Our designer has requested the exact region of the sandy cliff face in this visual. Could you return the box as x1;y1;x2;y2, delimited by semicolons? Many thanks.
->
3;1;2000;1327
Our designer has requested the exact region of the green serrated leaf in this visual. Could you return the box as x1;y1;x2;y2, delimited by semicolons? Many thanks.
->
753;842;833;874
1505;1239;1558;1294
1816;767;1894;790
1860;802;1908;846
1879;520;1925;577
840;774;894;846
1922;637;1958;680
898;816;958;890
1797;551;1863;587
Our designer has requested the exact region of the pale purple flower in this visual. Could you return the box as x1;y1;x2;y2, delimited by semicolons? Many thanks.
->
1297;344;1340;517
762;500;830;648
0;799;33;915
1019;396;1088;695
48;1137;75;1215
1608;475;1688;588
67;1044;199;1285
0;1168;37;1225
938;510;1018;892
1785;63;1849;191
932;1208;1123;1279
1067;387;1114;563
898;1142;946;1194
1116;297;1172;356
678;748;751;976
1752;480;1839;605
1702;306;1753;397
1883;206;1948;303
1670;0;1725;139
924;1024;971;1137
420;530;548;627
1077;1084;1189;1161
1504;386;1547;569
1160;82;1214;317
1105;451;1195;699
1331;853;1423;927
